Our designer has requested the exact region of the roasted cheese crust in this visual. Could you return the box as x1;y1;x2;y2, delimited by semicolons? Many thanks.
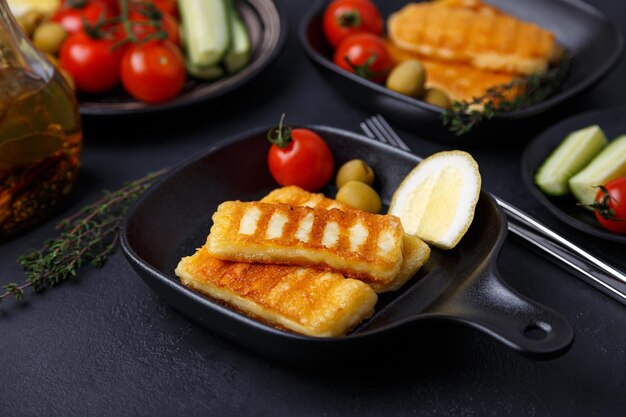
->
388;0;560;75
262;186;431;292
176;247;377;337
206;201;405;286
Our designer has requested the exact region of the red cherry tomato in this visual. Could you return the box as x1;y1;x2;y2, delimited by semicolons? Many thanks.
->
592;177;626;235
333;33;392;83
52;0;113;34
267;117;334;192
323;0;383;48
127;9;180;45
59;31;124;93
120;40;186;103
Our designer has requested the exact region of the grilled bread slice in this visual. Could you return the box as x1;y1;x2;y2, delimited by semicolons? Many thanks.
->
262;186;431;292
206;201;405;287
176;246;377;337
388;0;560;75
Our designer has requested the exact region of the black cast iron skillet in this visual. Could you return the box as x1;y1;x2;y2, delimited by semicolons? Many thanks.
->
120;126;574;364
299;0;623;144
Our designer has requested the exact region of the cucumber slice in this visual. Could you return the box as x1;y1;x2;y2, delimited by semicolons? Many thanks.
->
534;125;607;196
569;135;626;208
179;0;231;68
224;11;251;74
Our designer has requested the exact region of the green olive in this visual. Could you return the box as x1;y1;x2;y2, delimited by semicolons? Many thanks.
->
336;181;382;214
423;87;452;109
336;159;375;189
17;10;45;37
385;59;426;98
33;22;68;55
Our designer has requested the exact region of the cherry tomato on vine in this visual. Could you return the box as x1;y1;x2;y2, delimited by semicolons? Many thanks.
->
59;31;124;93
120;40;186;103
127;9;180;45
323;0;383;48
52;0;113;34
267;115;334;192
333;33;392;83
591;177;626;235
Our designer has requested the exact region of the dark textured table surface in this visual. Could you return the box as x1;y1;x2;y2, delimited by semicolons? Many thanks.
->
2;0;626;416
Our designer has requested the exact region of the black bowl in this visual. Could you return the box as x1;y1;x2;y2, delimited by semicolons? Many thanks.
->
121;125;573;364
78;0;286;115
299;0;623;144
522;106;626;244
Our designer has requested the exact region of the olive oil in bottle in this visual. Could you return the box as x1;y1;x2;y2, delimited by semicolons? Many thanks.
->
0;0;82;241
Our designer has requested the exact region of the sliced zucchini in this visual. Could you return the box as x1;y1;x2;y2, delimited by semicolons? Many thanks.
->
569;135;626;207
535;125;607;196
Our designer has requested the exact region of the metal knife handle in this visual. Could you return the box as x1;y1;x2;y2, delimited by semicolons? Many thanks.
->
507;217;626;303
498;198;626;288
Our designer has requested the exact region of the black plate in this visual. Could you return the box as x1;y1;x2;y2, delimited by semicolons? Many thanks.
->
299;0;623;144
78;0;285;115
522;106;626;244
120;126;574;364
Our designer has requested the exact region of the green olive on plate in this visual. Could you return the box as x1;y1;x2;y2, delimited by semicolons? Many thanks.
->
17;10;45;37
423;87;451;109
336;181;382;213
33;22;67;55
385;59;426;98
336;159;375;188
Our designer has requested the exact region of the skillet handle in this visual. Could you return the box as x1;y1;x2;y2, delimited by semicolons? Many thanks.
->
432;264;574;359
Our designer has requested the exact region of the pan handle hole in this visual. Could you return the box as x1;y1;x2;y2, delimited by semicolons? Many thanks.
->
523;321;552;340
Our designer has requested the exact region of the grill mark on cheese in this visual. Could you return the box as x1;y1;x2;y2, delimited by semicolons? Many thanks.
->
238;205;261;235
266;211;289;240
322;222;339;248
349;221;369;252
295;212;314;243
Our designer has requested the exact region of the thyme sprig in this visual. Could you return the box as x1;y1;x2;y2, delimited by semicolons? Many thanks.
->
442;57;572;136
0;168;169;304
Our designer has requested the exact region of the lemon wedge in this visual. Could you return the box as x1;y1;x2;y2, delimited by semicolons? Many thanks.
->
389;150;481;250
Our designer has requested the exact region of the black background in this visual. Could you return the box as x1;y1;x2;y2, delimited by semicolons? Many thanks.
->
2;0;626;415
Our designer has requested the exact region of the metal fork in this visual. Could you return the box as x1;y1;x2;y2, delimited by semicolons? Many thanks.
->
361;114;626;305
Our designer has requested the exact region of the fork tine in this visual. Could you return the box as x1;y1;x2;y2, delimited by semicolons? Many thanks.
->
374;114;412;152
368;116;395;146
364;117;390;144
359;122;377;139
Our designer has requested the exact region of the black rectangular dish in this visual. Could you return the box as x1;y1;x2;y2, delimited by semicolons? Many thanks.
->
299;0;623;144
120;126;574;364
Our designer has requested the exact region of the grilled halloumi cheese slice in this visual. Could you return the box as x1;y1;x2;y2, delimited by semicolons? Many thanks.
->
206;201;405;287
176;247;377;337
262;186;431;292
388;0;561;75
